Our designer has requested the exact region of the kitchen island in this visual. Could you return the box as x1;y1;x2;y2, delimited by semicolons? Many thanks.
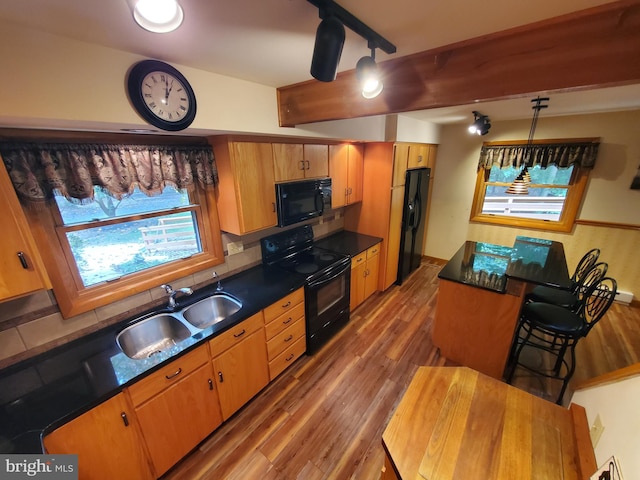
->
433;237;571;379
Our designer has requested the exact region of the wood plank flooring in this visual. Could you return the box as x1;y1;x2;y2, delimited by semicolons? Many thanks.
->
163;260;640;480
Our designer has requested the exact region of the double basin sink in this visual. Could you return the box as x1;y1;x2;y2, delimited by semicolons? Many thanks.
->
116;293;242;360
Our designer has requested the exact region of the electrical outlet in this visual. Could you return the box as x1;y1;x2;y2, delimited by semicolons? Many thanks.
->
590;414;605;448
590;455;624;480
226;241;244;255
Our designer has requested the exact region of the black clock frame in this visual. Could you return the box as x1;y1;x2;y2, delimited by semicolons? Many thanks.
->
127;60;197;131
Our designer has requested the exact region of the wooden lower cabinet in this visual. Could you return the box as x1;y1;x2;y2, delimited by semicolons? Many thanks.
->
43;392;154;480
350;243;381;311
131;362;223;477
210;312;270;420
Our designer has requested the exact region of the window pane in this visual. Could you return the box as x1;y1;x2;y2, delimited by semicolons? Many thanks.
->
55;186;191;224
65;212;201;287
481;186;567;220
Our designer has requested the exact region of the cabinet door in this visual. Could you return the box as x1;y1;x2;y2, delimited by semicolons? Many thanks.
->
350;252;367;311
364;248;380;300
303;144;329;178
212;329;269;420
43;393;153;480
272;143;305;182
346;144;364;204
231;142;277;233
135;363;223;477
407;144;431;169
329;144;348;208
392;143;410;187
0;160;50;300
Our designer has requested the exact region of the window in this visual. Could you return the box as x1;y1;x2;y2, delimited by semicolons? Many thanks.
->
470;139;597;232
29;183;223;318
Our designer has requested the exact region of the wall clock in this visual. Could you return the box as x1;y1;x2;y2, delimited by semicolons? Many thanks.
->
127;60;197;131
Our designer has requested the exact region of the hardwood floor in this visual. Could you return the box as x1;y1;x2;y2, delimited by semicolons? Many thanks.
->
164;260;640;480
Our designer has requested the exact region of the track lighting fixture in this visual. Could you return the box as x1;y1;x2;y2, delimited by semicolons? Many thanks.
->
308;0;395;95
468;111;491;136
356;48;383;98
310;15;345;82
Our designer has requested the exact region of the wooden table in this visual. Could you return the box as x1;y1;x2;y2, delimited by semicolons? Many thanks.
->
381;367;595;480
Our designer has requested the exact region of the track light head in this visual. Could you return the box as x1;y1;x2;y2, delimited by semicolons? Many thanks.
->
310;16;345;82
468;111;491;135
356;51;383;98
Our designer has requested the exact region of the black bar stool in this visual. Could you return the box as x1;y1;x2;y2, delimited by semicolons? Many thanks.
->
506;276;617;404
526;261;608;310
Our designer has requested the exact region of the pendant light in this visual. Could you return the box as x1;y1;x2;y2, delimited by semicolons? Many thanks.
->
506;96;549;195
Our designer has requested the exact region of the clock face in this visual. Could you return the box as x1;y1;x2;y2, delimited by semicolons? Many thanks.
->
127;60;197;131
140;71;191;123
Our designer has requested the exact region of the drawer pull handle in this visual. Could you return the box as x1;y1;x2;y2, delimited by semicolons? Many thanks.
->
121;412;129;427
285;334;294;342
272;202;276;212
218;371;224;383
17;252;29;269
233;329;246;338
165;368;182;379
282;301;291;308
286;354;295;362
283;317;293;325
208;379;214;390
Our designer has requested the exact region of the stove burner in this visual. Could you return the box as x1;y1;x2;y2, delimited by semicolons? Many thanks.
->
295;263;319;274
318;253;336;261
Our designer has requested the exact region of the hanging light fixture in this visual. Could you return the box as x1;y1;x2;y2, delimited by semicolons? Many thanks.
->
506;96;549;195
468;111;491;135
356;48;383;98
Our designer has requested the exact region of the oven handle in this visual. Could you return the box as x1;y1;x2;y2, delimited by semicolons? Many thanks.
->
307;260;350;288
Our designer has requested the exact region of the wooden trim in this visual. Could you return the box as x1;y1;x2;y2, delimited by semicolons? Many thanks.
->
277;2;640;126
569;403;598;480
574;362;640;390
575;219;640;230
482;137;600;147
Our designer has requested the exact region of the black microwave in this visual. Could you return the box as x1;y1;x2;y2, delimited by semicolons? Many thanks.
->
275;178;332;227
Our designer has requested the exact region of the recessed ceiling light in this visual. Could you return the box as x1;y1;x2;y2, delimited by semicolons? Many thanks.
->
133;0;184;33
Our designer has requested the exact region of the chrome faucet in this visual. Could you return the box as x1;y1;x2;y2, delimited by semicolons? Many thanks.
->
161;284;193;309
213;272;223;291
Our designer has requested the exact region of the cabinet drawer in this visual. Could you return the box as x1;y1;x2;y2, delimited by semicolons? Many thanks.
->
267;317;305;360
367;244;380;259
263;288;304;324
269;336;306;380
352;251;366;269
128;346;209;406
209;311;264;358
265;302;304;340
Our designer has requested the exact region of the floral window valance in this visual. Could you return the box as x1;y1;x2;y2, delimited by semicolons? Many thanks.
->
477;139;600;172
0;142;217;206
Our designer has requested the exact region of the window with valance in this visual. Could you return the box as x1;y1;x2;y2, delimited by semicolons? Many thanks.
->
470;138;600;233
0;138;224;319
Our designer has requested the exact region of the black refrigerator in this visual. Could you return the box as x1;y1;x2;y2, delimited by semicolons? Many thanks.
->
397;168;430;284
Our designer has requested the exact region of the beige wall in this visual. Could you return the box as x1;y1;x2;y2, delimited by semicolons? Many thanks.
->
426;109;640;299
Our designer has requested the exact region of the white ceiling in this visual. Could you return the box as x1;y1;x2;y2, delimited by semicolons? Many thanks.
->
1;0;639;124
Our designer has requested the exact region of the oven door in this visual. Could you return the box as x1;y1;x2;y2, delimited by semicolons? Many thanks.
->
305;259;351;352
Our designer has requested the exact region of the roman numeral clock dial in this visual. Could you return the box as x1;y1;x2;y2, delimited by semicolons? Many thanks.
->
127;60;197;131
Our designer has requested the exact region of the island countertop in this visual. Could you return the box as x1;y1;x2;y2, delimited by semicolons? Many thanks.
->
437;236;572;293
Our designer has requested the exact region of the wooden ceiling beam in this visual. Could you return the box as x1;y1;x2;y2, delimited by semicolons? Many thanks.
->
277;1;640;127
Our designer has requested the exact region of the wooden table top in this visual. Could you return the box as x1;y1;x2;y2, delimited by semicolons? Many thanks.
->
382;367;587;480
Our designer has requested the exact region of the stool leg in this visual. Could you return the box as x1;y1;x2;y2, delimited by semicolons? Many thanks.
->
556;341;578;405
505;322;532;383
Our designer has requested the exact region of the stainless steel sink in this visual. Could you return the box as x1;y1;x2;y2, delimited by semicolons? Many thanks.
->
182;293;242;329
116;314;192;360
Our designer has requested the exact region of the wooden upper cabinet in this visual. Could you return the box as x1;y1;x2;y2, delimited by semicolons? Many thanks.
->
43;392;154;480
210;137;277;235
273;143;305;182
329;143;364;208
0;158;50;301
408;143;437;170
303;144;329;178
392;143;410;187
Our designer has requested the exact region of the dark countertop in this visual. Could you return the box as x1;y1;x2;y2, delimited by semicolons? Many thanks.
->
315;230;382;257
438;236;572;293
0;264;306;454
